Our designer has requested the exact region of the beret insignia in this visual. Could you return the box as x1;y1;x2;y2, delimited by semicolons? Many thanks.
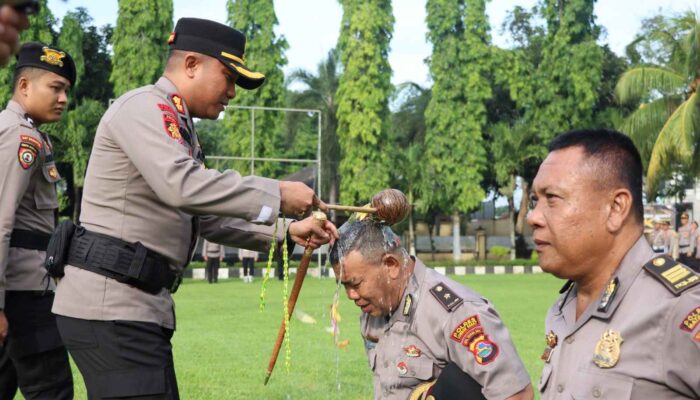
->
40;47;65;67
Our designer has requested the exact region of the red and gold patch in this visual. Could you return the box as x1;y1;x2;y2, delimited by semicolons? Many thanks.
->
171;94;185;114
403;345;422;358
158;103;176;114
463;328;499;365
450;315;481;343
162;113;183;144
17;135;42;170
680;306;700;332
695;330;700;343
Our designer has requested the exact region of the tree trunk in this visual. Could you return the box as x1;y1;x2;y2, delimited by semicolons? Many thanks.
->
428;216;436;261
328;173;338;223
408;190;416;256
508;175;516;260
452;210;460;261
515;179;530;235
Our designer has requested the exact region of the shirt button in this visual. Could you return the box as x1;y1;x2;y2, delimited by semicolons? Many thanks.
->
557;384;565;393
565;336;574;344
592;387;601;398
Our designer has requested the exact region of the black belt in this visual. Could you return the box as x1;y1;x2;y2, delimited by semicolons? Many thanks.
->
67;228;181;294
10;229;51;251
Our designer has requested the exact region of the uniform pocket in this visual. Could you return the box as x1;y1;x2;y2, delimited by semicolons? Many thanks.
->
569;369;633;399
34;164;59;210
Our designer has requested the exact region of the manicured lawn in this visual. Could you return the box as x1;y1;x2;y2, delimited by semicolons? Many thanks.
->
59;272;562;399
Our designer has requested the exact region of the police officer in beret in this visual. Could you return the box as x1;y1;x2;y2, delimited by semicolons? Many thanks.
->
0;42;74;400
330;220;533;400
528;129;700;399
51;18;336;399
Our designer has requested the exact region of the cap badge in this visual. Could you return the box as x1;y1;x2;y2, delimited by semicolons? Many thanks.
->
40;47;65;67
593;329;623;368
168;32;176;44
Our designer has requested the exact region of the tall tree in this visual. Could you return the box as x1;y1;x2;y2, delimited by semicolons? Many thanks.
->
615;11;700;196
335;0;394;204
0;0;56;106
110;0;172;96
423;0;491;260
223;0;288;178
287;49;341;213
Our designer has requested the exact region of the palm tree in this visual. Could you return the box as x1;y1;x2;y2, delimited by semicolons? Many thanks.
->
287;49;341;218
615;11;700;196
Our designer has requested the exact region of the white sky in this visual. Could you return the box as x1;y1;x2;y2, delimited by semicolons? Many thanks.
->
47;0;699;87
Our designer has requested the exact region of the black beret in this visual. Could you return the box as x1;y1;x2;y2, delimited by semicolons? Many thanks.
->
16;42;76;86
169;17;265;90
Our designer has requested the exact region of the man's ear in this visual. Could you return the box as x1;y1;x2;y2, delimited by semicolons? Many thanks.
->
183;53;202;78
16;75;30;96
383;254;402;279
607;188;633;233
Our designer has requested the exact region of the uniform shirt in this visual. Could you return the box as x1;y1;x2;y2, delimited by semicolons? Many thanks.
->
53;77;287;328
202;239;225;258
361;259;531;400
0;100;61;308
678;224;694;253
238;248;258;260
650;229;665;252
540;236;700;399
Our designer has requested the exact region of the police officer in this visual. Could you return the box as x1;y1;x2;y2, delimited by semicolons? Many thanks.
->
649;217;666;254
528;129;700;399
678;212;695;264
51;18;337;399
0;42;74;399
202;238;225;283
330;220;533;400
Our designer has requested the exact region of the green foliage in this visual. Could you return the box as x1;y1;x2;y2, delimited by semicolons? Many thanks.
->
489;245;510;259
615;11;700;196
421;0;490;214
287;49;341;202
336;0;394;204
110;0;172;96
57;10;85;98
223;0;288;178
0;0;56;106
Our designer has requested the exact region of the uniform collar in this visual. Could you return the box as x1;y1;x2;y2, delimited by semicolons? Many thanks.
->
561;235;655;334
154;77;193;121
7;100;35;127
386;256;423;326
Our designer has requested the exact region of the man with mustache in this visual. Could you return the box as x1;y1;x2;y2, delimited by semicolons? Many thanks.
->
528;129;700;399
0;42;75;400
51;18;337;399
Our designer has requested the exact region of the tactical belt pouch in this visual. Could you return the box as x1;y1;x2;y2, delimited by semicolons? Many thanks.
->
44;220;76;278
66;227;180;294
10;229;52;251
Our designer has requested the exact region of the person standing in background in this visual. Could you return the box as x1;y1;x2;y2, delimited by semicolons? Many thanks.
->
202;239;225;283
238;248;258;283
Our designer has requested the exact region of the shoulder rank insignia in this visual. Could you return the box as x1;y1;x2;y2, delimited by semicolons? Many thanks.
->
680;306;700;332
171;94;185;114
593;329;623;368
18;135;42;170
40;47;65;67
597;277;619;312
429;283;463;312
402;294;412;316
643;255;700;296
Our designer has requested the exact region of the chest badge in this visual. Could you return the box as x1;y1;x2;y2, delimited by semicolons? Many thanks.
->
540;330;558;362
597;277;619;312
396;361;408;375
403;345;421;358
593;329;623;368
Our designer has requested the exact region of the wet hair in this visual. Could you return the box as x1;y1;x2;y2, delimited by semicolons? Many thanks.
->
548;128;644;224
12;66;49;92
329;220;404;267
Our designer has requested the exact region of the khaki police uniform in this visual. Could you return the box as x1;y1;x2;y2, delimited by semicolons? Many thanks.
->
539;236;700;399
361;258;531;400
202;239;225;283
0;42;75;400
650;227;666;253
678;223;694;263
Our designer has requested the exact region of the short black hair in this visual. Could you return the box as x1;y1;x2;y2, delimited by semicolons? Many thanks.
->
12;66;48;93
548;128;644;223
329;220;404;267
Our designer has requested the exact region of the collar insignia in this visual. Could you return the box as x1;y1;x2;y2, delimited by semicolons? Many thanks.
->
597;277;619;312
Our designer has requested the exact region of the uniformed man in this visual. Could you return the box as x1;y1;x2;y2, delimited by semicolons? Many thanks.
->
0;42;74;399
330;220;534;400
678;212;695;265
528;128;700;399
51;18;337;399
201;238;225;283
649;217;666;254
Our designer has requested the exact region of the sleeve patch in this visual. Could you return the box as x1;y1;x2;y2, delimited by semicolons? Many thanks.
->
429;283;463;312
680;306;700;332
450;315;481;343
162;112;184;145
464;327;499;365
158;103;176;114
18;135;41;169
643;255;700;295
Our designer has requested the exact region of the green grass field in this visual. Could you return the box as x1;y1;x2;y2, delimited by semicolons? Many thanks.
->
57;273;563;399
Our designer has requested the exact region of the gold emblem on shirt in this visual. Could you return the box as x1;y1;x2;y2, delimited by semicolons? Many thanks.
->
593;329;623;368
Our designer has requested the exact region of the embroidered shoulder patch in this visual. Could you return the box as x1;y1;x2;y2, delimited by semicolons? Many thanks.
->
158;103;176;114
643;255;700;295
450;315;481;343
680;306;700;332
18;134;42;169
429;283;463;312
162;112;184;144
171;94;185;114
464;328;499;365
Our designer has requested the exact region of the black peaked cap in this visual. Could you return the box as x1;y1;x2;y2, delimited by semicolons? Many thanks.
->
16;42;76;86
